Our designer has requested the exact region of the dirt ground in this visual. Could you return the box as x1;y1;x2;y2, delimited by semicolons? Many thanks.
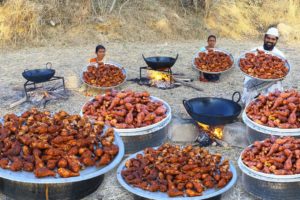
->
0;39;299;200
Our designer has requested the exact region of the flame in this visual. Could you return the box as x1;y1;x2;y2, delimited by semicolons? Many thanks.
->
147;70;172;87
197;122;223;139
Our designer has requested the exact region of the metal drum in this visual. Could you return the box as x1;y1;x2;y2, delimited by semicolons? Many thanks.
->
242;111;300;143
238;150;300;200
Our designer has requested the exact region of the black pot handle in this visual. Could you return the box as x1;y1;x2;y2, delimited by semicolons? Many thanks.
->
24;69;32;76
46;62;52;69
174;54;179;61
182;99;191;111
232;91;241;103
142;54;146;61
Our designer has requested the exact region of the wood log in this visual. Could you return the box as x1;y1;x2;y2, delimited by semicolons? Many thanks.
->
173;77;203;91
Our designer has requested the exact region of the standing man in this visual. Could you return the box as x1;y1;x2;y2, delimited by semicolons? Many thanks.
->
242;27;287;105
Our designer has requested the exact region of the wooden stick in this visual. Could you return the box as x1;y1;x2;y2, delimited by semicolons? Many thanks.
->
9;97;27;108
173;77;203;91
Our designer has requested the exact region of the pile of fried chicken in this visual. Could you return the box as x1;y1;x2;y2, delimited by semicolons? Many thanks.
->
242;137;300;175
121;144;232;197
239;49;288;79
82;90;168;129
83;63;125;87
246;90;300;128
194;50;233;72
0;108;119;178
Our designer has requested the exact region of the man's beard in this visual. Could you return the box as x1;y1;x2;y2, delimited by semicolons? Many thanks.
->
263;42;276;51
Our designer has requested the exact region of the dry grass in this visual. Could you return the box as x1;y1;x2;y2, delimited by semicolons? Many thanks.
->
1;0;300;47
206;0;300;40
0;0;42;45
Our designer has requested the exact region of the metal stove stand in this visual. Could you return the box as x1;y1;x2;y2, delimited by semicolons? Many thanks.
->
24;76;66;100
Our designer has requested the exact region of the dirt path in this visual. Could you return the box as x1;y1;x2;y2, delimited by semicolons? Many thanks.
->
0;40;299;199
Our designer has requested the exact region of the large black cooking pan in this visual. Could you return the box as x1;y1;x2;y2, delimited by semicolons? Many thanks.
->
22;62;55;83
183;92;242;125
142;54;178;70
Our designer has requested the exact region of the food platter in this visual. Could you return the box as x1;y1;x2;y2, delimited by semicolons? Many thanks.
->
80;95;172;136
192;48;234;74
237;49;290;82
0;118;125;184
116;148;238;200
80;61;127;90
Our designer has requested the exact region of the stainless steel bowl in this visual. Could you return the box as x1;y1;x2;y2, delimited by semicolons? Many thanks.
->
192;48;234;74
242;111;300;144
80;61;127;90
238;147;300;200
117;148;238;200
237;49;290;82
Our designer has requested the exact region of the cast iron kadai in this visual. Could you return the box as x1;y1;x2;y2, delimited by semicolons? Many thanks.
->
142;54;179;70
22;62;55;83
183;92;242;126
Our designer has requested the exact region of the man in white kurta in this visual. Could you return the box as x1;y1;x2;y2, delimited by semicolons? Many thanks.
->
241;27;287;105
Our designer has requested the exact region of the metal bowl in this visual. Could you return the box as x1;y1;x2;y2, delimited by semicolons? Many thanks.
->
238;146;300;200
117;148;238;200
242;111;300;144
192;48;234;74
237;49;290;82
80;96;172;154
80;61;127;90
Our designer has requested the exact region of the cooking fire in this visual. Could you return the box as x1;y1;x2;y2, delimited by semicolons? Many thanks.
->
147;70;173;88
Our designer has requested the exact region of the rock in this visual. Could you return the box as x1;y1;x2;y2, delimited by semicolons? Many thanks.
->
168;117;198;143
223;122;249;148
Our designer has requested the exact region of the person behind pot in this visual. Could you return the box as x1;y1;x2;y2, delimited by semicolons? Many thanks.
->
241;27;287;105
89;44;106;64
199;35;221;82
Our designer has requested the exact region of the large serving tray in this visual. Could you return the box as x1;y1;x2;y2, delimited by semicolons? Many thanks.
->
80;61;127;90
237;49;290;82
192;48;234;74
80;96;172;136
116;147;238;200
0;116;125;184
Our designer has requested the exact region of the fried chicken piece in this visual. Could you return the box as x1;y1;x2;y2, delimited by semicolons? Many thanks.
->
66;156;81;173
47;159;58;170
4;141;21;156
94;148;104;157
57;168;79;178
81;156;95;166
9;157;23;171
96;153;111;166
0;158;9;169
103;144;119;156
23;161;34;172
186;189;202;197
58;157;68;168
31;141;51;149
34;167;56;177
167;189;184;197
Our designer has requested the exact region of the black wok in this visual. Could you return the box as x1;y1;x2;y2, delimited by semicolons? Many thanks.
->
22;62;55;83
142;54;178;70
183;92;242;125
